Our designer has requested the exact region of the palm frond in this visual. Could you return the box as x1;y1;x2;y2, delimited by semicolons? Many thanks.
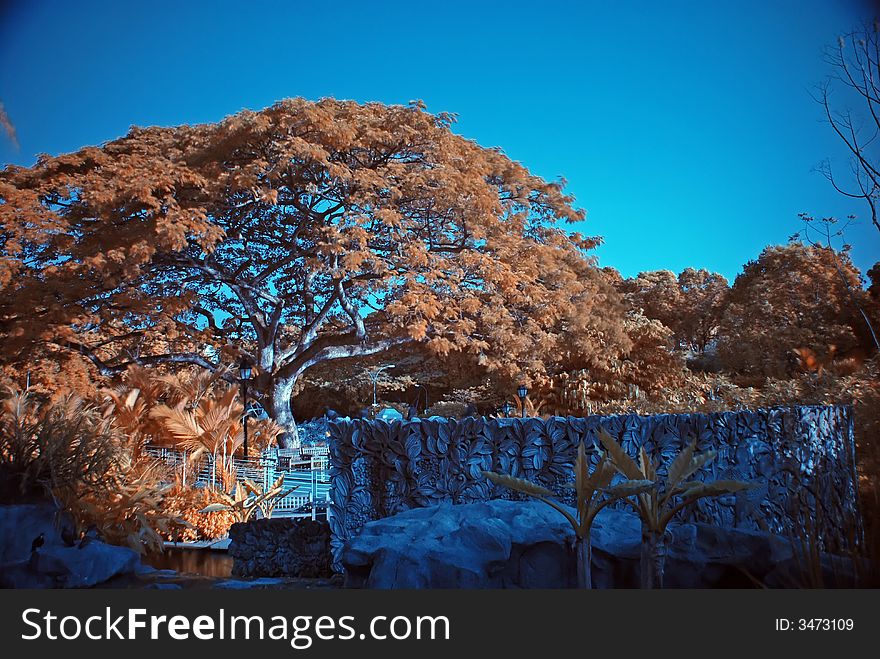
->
596;428;644;480
482;471;553;497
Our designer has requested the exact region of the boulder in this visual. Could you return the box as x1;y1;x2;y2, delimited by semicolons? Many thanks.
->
0;503;73;563
0;502;142;588
340;499;831;588
35;542;140;588
342;500;571;588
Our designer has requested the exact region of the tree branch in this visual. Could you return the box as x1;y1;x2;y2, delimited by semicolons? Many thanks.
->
53;338;228;378
281;335;414;382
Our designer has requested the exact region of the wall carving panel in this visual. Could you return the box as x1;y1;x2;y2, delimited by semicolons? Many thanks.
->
328;407;860;571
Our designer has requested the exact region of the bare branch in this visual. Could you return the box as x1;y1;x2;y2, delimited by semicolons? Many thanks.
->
282;335;414;382
52;338;229;378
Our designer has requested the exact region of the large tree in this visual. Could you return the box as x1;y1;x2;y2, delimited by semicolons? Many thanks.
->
0;98;628;446
715;243;871;378
617;267;729;354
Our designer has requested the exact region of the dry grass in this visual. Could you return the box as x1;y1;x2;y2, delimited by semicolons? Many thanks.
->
0;389;120;502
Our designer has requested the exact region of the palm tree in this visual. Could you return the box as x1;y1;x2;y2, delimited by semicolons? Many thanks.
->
151;388;282;489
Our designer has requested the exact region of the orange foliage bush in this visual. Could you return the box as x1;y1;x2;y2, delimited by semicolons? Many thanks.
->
0;389;188;553
162;482;235;542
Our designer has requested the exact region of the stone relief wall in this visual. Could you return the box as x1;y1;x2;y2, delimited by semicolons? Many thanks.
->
228;518;332;578
328;406;860;571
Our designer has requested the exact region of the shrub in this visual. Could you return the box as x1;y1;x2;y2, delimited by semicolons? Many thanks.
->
0;388;187;553
163;482;235;542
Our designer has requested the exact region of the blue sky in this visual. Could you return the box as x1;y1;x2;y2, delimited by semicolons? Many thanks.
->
1;0;877;282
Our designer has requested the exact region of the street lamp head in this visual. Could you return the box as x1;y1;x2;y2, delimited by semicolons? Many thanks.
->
239;358;253;381
517;384;528;400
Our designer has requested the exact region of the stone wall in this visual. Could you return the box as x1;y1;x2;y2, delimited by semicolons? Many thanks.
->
328;406;860;570
228;518;332;578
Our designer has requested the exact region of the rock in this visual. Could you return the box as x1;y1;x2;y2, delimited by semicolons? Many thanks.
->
9;541;140;589
341;499;834;589
0;540;141;589
342;500;574;588
763;553;861;588
0;503;73;563
0;502;143;588
590;509;796;588
44;543;139;588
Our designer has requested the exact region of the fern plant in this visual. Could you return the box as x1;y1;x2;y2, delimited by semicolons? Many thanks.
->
484;440;652;588
596;428;754;588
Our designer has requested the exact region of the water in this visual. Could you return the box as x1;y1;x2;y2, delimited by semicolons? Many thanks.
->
144;547;233;578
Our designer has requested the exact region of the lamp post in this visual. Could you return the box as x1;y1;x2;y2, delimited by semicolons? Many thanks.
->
239;359;253;458
517;384;528;418
366;365;394;418
413;384;428;415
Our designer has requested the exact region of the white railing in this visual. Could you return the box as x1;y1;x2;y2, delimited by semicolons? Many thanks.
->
272;492;311;514
145;444;332;519
301;445;330;458
269;487;332;520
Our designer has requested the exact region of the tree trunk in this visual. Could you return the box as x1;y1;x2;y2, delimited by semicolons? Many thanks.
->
640;527;669;589
575;534;592;589
270;377;301;450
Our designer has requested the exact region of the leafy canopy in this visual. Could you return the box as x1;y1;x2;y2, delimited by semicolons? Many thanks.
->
0;98;628;394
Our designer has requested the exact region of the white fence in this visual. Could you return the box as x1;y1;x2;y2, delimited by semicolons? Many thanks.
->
145;444;331;519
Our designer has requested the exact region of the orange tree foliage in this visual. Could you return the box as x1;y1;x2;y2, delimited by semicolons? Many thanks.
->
0;98;632;445
616;267;729;354
715;243;872;378
0;349;98;401
523;311;684;416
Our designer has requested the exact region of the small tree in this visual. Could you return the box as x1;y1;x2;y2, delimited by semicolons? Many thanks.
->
200;475;297;524
150;387;282;487
597;429;753;588
716;243;871;377
793;214;879;352
484;440;652;589
616;268;729;355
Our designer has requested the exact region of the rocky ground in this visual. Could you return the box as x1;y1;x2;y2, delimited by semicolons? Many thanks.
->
0;502;340;589
3;499;864;589
341;499;861;588
102;566;341;590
